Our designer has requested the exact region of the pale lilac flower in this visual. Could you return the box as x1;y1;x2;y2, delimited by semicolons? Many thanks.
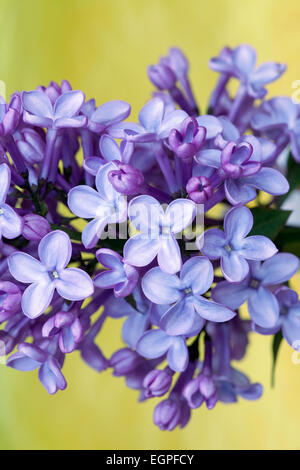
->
109;97;188;143
94;248;138;298
198;206;278;282
251;97;300;162
254;287;300;348
22;90;86;129
7;340;66;394
124;195;195;274
42;310;84;354
8;230;94;319
85;100;131;134
142;256;235;336
0;280;22;322
209;44;286;99
0;163;23;240
212;253;299;327
68;162;128;248
137;328;188;372
83;134;134;176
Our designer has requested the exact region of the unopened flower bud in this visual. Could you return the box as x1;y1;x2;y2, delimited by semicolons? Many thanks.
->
110;348;142;376
186;176;213;203
143;369;173;397
22;214;50;241
147;63;177;90
169;117;206;161
108;162;144;195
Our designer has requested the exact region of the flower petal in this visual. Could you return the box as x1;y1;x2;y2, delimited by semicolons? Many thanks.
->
0;163;10;203
136;329;171;359
225;178;257;205
22;91;53;118
195;149;221;168
68;185;105;218
243;167;289;196
193;295;235;322
91;100;130;126
259;253;299;285
56;267;94;301
165;199;195;233
248;286;279;328
124;234;160;267
158;110;188;139
82;217;110;249
122;312;150;349
224;206;253;246
232;45;256;77
180;256;214;295
221;252;249;282
239;235;277;260
142;266;182;305
157;235;182;274
196;115;223;139
38;230;72;271
139;98;164;133
160;298;196;336
99;135;122;162
8;252;47;283
167;337;188;372
211;279;251;310
21;281;55;318
0;204;23;239
197;228;226;259
128;195;163;234
95;161;119;200
54;90;85;118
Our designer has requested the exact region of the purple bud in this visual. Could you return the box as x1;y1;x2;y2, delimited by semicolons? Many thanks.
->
15;127;46;164
147;63;177;90
110;348;142;376
169;118;206;160
108;162;144;195
0;281;22;322
22;214;51;241
153;394;190;431
186;176;213;203
0;93;22;136
143;369;173;397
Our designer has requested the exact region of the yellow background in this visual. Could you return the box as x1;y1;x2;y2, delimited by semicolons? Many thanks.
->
0;0;300;450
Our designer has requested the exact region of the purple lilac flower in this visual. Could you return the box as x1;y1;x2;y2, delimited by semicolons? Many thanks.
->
22;90;86;129
0;280;22;322
124;195;195;274
0;163;23;240
186;176;213;203
198;206;278;283
137;328;189;372
68;162;128;248
212;253;299;328
14;127;45;165
7;340;66;394
253;287;300;348
8;230;94;318
109;97;188;142
83;134;134;176
209;44;286;99
94;248;138;298
251;97;300;162
42;309;84;354
142;256;235;336
168;117;206;161
196;124;289;204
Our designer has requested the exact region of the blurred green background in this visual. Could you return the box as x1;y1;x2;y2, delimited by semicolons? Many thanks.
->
0;0;300;450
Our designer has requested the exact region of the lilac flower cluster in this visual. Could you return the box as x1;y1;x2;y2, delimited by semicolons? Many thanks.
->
0;44;299;431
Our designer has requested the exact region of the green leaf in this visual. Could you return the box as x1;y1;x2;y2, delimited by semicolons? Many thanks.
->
271;331;283;387
278;153;300;206
250;207;291;240
274;226;300;256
